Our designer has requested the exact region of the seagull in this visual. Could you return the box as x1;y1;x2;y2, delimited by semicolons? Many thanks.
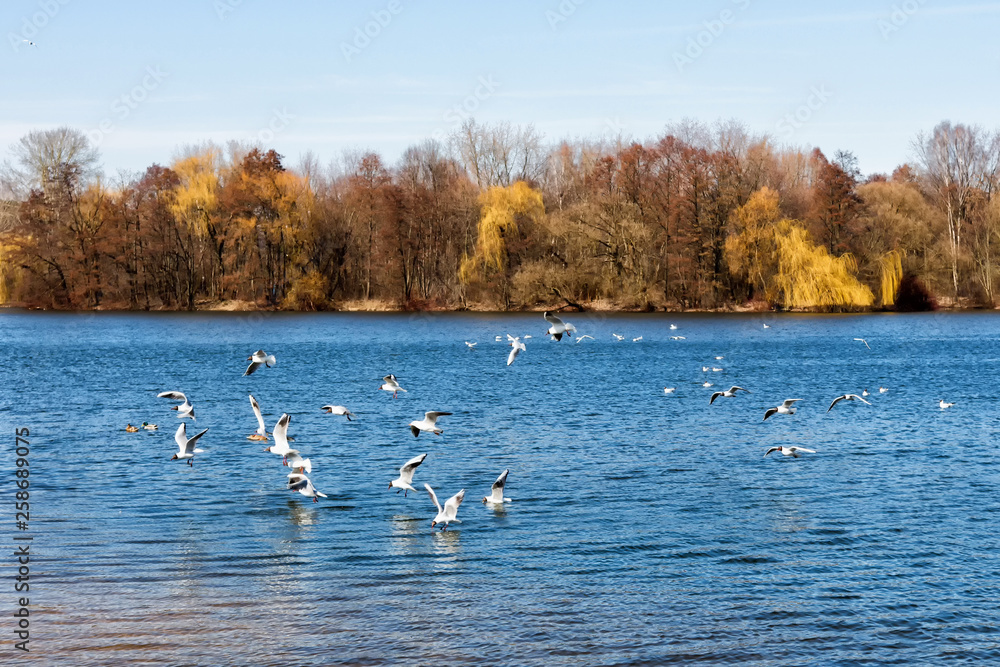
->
938;399;955;409
321;405;355;421
702;381;713;387
663;387;676;394
709;386;750;405
703;366;710;372
575;335;595;343
409;411;452;437
389;453;427;497
712;367;723;372
544;311;576;341
171;422;208;466
507;335;526;366
764;446;816;458
670;336;686;340
632;336;643;342
879;387;888;394
465;341;477;349
762;323;770;329
827;394;872;412
287;472;327;502
142;422;158;430
763;399;802;421
612;333;625;341
244;349;276;376
379;374;407;398
425;484;465;531
669;324;678;330
854;338;871;350
263;413;292;460
157;390;195;420
482;469;512;504
284;450;312;474
247;394;268;440
862;388;870;397
715;356;724;360
495;335;503;342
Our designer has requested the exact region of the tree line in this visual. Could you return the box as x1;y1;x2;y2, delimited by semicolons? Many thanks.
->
1;118;998;311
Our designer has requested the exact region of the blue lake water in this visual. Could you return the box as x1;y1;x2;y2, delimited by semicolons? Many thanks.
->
3;310;1000;666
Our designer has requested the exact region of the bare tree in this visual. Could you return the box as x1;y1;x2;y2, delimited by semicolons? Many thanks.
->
6;127;100;200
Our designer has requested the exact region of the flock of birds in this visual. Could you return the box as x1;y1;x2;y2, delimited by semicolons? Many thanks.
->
123;315;959;529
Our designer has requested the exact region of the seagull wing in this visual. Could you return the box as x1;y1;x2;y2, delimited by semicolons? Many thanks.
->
732;386;750;394
764;447;781;457
507;346;520;366
184;428;209;454
781;399;803;407
444;489;466;519
244;360;262;376
399;453;427;484
763;407;778;421
249;394;266;434
410;425;420;438
174;423;188;453
543;312;564;326
424;483;442;513
827;395;846;412
158;391;187;401
852;395;872;406
425;411;452;423
709;392;723;405
790;447;816;454
272;413;290;451
491;470;508;501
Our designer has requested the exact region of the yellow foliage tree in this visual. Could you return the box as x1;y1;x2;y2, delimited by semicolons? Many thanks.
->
727;187;874;309
878;250;903;306
171;149;220;236
459;181;545;284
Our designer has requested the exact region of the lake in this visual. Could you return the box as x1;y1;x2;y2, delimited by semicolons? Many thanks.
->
3;310;999;665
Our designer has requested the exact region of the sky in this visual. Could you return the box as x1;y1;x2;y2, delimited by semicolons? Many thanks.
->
2;0;999;179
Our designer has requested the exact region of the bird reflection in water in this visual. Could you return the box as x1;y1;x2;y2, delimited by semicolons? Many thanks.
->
286;499;320;527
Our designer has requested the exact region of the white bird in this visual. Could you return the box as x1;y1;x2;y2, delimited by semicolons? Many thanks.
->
507;336;526;366
425;484;465;531
465;341;477;349
670;336;686;340
22;40;36;47
862;388;870;397
171;422;208;466
263;413;293;460
544;311;576;341
712;367;723;372
764;446;816;458
763;323;770;329
495;335;502;342
702;381;713;387
709;386;750;405
321;404;355;421
287;472;327;502
409;411;452;437
938;399;955;409
663;387;676;394
575;335;595;343
379;374;407;398
827;394;872;412
854;338;871;350
523;335;533;339
632;336;643;342
157;390;195;420
715;356;724;360
879;387;888;394
482;469;512;504
702;366;710;372
248;394;268;440
612;333;625;341
284;450;312;474
669;324;678;330
244;349;276;376
763;399;802;421
389;453;427;497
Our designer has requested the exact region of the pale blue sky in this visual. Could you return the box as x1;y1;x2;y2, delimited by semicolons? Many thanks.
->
3;0;998;178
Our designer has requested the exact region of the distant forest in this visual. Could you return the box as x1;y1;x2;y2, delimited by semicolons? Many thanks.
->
1;118;998;312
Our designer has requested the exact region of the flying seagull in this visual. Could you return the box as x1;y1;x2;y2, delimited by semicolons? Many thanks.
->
157;390;195;420
763;399;802;421
321;404;355;421
507;335;526;366
709;386;750;405
853;338;871;350
827;394;872;412
465;341;477;349
263;413;292;461
244;349;276;376
764;446;816;458
575;335;595;343
544;311;576;341
409;411;452;437
379;374;407;398
287;472;327;502
171;422;208;466
425;484;465;531
482;469;512;504
389;453;427;497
